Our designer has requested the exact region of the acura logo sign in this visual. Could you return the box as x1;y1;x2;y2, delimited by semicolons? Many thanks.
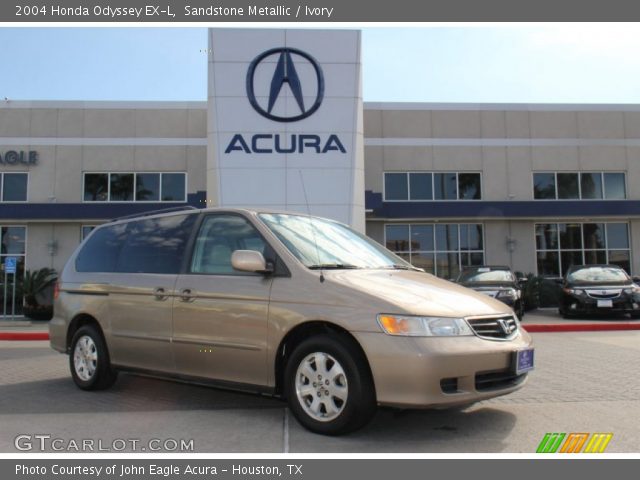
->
246;47;325;122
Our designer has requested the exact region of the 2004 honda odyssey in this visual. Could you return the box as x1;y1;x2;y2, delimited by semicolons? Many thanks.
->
50;207;534;435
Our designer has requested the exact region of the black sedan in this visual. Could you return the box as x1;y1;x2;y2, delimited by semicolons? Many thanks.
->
559;264;640;318
456;266;526;319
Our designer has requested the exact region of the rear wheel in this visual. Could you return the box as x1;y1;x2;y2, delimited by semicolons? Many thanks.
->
69;325;118;390
284;334;376;435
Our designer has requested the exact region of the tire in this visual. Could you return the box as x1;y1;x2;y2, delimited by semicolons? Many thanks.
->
284;334;376;435
69;325;118;391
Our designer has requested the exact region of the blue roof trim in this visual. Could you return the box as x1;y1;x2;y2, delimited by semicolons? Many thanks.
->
365;191;640;219
0;191;207;220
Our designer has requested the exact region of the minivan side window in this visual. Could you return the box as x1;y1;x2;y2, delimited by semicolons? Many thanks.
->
116;214;197;274
75;223;128;272
190;215;266;275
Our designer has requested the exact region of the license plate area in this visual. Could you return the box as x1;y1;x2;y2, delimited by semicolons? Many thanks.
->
597;299;613;308
513;348;535;374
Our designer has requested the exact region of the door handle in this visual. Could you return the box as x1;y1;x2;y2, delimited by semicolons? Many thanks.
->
153;287;168;301
180;288;196;302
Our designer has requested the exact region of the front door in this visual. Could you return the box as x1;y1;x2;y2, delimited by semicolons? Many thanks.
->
172;214;272;386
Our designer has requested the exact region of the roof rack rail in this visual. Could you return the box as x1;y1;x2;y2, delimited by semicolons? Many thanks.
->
110;206;199;222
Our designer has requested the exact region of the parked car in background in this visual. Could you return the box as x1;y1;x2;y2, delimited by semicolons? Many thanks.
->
559;264;640;318
456;266;526;319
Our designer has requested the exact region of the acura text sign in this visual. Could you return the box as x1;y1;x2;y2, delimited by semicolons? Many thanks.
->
207;28;365;231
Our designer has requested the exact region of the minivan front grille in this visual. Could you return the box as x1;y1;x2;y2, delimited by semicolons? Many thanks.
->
466;315;518;340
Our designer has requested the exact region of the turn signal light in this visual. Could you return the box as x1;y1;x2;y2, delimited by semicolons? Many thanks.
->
53;281;60;300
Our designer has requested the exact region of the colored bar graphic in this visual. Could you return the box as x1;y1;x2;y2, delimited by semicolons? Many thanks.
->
536;433;613;453
583;433;613;453
536;433;566;453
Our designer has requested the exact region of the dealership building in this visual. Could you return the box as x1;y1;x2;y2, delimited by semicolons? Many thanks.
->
2;27;640;301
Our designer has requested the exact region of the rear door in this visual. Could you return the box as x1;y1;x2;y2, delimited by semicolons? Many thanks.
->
107;213;198;372
171;213;273;386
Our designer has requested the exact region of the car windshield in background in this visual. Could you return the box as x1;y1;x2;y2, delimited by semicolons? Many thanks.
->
259;213;412;270
458;269;513;283
567;266;630;285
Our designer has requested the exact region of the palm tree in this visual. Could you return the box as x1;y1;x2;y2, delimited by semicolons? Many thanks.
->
22;268;57;308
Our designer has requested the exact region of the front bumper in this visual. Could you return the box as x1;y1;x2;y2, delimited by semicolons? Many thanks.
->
561;293;640;315
353;329;533;408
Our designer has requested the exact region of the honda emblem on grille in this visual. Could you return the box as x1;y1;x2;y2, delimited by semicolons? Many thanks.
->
497;319;512;334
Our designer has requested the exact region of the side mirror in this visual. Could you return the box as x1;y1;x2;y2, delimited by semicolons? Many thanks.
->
518;277;528;284
231;250;273;274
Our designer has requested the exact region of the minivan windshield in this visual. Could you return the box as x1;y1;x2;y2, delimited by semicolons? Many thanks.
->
259;213;414;270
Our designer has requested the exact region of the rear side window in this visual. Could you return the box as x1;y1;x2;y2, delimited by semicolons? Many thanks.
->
75;223;128;272
116;214;197;274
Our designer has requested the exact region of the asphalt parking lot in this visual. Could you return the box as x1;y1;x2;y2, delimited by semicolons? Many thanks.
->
1;313;639;453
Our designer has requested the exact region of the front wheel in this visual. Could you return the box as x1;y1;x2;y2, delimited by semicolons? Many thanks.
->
284;334;376;435
69;325;118;390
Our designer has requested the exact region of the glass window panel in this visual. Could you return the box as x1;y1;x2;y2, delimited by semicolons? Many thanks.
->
83;173;108;202
537;251;560;277
561;251;584;276
385;225;410;252
535;224;558;250
411;252;435;274
580;173;603;199
410;225;434;251
161;173;186;201
557;173;579;199
109;173;134;201
606;223;629;249
75;223;128;273
384;173;408;201
434;173;457;200
458;173;481;200
408;173;432;200
1;227;26;255
608;250;631;274
190;215;266;275
81;226;96;241
436;252;460;279
533;173;556;199
582;223;605;250
135;173;160;201
2;173;28;201
584;250;607;265
604;173;626;199
435;224;459;251
559;223;582;250
460;224;483;251
117;214;198;274
461;252;485;267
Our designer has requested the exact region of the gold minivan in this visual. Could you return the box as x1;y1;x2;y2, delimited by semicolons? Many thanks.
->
50;207;534;435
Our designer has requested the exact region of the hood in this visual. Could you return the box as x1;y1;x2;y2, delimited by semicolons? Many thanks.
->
324;268;513;318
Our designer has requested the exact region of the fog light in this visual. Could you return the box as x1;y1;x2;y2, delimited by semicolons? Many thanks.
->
633;303;639;310
570;303;578;310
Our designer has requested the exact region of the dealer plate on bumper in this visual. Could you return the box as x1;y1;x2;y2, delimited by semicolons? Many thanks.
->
513;348;535;374
597;299;613;308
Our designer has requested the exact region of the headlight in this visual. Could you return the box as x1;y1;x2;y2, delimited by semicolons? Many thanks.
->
497;288;518;299
377;314;473;337
563;288;584;296
623;286;640;294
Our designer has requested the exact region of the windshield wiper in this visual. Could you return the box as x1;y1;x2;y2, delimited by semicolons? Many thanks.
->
381;264;421;271
308;264;361;270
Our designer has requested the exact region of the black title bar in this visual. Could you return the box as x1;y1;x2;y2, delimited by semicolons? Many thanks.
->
4;0;640;22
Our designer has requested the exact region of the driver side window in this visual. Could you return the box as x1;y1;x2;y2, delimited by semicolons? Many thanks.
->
190;215;267;275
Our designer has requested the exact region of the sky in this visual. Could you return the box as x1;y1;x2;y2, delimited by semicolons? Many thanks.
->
1;25;640;103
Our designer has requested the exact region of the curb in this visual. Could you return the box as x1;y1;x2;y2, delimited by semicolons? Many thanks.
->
523;323;640;333
0;332;49;341
2;324;640;340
